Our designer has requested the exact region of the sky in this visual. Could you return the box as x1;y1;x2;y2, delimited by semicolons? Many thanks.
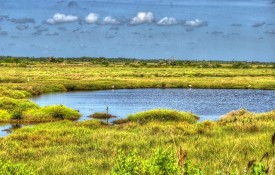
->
0;0;274;62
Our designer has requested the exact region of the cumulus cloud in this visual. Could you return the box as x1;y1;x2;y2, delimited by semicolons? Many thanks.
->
130;12;154;25
47;13;78;24
10;18;35;24
85;13;99;24
103;16;120;25
252;21;265;27
157;17;177;26
184;19;207;27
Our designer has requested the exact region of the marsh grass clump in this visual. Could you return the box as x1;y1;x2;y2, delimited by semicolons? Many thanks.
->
0;97;39;122
0;97;39;112
220;109;275;124
22;105;81;122
121;109;199;124
0;87;31;99
90;112;117;124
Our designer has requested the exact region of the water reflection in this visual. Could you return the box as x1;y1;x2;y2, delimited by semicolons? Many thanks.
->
0;124;23;137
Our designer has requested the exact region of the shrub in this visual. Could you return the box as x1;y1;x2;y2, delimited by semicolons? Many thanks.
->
111;149;180;175
11;108;23;119
145;149;180;175
0;159;36;175
111;150;142;175
123;109;199;124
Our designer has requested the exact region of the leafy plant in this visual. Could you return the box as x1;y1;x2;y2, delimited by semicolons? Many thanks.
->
0;159;35;175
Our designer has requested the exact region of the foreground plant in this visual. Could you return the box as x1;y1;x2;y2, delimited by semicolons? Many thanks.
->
0;159;35;175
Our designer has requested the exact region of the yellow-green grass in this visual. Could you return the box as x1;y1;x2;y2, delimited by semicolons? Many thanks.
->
0;62;274;98
0;98;81;123
113;109;199;124
0;110;274;174
0;60;274;174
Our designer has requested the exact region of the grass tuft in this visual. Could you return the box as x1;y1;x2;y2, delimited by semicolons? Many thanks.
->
114;109;199;124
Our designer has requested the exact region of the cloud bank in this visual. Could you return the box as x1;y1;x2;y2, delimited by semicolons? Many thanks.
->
47;13;78;24
130;12;154;25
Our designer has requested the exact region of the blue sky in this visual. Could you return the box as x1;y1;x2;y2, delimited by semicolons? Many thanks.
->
0;0;274;61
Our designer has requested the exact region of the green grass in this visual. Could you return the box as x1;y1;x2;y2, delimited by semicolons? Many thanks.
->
0;60;274;98
22;105;81;122
0;110;274;174
114;109;199;124
0;59;274;174
0;103;81;123
0;97;39;114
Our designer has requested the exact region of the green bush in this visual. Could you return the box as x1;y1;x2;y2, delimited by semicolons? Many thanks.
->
145;149;180;175
124;109;199;124
0;159;35;175
111;150;142;175
23;105;81;122
111;149;179;175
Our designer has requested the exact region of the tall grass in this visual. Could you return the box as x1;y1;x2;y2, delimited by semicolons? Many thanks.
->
116;109;199;124
0;110;273;174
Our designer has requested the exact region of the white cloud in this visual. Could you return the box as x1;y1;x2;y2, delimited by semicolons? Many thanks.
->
130;12;154;25
47;13;78;24
85;13;99;24
157;17;177;26
103;16;120;25
184;19;207;27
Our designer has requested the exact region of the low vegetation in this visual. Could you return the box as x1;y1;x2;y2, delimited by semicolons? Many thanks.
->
0;159;35;175
0;110;273;174
0;57;274;174
0;104;81;123
113;109;198;124
90;112;117;124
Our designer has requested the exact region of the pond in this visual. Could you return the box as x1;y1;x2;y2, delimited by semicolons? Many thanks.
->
1;88;274;137
30;88;274;121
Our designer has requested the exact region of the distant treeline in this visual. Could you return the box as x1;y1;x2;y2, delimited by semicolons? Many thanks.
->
0;56;274;69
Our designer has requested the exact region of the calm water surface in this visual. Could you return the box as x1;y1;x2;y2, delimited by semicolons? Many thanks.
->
30;89;275;121
1;88;274;137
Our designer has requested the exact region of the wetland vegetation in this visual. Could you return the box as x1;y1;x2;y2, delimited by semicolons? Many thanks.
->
0;57;274;174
